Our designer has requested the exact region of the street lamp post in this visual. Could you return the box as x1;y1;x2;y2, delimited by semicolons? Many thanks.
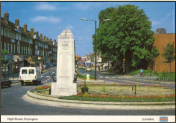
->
81;18;110;80
94;20;97;80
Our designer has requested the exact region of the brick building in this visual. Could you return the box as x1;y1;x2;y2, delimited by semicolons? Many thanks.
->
148;33;175;73
1;12;57;74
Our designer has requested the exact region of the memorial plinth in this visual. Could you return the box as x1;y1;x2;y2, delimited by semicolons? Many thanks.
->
51;29;77;96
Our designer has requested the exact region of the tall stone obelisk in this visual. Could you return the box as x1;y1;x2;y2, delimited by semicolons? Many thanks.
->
51;29;77;96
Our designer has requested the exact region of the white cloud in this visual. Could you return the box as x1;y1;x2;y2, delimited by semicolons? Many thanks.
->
65;25;73;30
30;16;61;23
152;20;161;25
36;2;56;11
152;13;172;26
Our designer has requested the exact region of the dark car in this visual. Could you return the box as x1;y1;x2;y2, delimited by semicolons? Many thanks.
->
1;76;12;88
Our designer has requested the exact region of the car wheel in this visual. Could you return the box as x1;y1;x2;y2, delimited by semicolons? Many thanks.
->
39;80;41;84
8;84;11;87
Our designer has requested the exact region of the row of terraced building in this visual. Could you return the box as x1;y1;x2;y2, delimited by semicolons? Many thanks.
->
1;12;57;74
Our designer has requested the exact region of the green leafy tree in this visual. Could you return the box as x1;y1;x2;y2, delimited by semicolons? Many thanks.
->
1;49;9;65
93;5;160;72
161;43;175;73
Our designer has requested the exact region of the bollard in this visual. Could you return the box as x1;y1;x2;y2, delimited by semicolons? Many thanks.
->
86;74;89;81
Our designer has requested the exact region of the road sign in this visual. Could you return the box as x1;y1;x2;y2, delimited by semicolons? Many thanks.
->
123;59;125;62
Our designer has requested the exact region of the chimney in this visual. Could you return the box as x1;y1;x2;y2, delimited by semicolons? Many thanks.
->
46;37;49;41
15;19;19;27
44;35;46;41
54;40;56;43
40;33;43;40
50;38;52;41
30;28;34;35
24;24;27;32
4;12;9;23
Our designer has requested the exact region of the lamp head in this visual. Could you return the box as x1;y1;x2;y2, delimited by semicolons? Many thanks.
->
81;18;88;21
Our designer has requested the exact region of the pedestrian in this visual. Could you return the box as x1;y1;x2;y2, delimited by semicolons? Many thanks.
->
140;68;143;76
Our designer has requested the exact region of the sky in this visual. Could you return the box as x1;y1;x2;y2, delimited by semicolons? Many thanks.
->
1;1;175;57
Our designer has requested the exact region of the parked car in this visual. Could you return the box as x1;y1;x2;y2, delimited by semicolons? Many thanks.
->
1;77;12;88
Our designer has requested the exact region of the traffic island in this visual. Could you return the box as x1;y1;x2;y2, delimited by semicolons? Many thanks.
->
23;83;175;110
23;90;175;110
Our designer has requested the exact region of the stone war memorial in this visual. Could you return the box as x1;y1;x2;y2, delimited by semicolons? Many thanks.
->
51;29;77;96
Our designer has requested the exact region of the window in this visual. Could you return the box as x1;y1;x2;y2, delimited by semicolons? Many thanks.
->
35;45;38;49
16;33;18;39
4;29;8;37
7;43;9;52
28;47;30;55
22;69;27;74
30;48;32;55
10;44;12;53
26;47;27;54
14;44;15;54
17;41;20;54
19;34;21;41
9;31;12;38
1;28;3;35
29;69;34;74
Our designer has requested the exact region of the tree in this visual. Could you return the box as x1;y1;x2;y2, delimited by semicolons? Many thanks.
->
93;4;160;73
1;49;10;65
161;43;175;73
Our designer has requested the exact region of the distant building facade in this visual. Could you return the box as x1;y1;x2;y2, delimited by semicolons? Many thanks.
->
1;12;57;74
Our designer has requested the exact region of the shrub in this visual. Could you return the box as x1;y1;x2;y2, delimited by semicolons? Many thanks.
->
119;93;125;99
112;82;116;85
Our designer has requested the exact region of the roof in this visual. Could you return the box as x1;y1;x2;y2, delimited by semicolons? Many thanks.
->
76;55;81;58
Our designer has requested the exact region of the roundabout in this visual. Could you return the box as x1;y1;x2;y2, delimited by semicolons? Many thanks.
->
23;88;175;110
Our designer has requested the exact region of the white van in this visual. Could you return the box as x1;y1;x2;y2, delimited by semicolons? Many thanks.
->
19;67;41;86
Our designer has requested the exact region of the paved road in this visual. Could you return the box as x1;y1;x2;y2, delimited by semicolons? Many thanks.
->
78;68;175;89
1;67;175;115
